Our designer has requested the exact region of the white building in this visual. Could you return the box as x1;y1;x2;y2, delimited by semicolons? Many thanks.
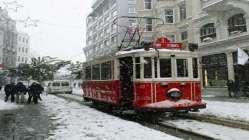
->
191;0;249;89
84;0;137;61
16;32;30;66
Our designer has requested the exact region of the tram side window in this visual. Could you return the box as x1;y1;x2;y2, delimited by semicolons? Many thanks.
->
177;59;188;77
101;61;112;80
144;57;152;78
135;57;140;79
85;66;91;80
92;64;100;80
154;58;158;78
160;58;171;78
193;58;198;78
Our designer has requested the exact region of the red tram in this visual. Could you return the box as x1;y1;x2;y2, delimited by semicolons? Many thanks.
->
82;39;206;112
82;17;206;112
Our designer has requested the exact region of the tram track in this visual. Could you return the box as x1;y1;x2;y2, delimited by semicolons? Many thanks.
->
55;94;249;140
176;113;249;131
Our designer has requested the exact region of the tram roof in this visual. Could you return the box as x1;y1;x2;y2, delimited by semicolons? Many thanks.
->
116;48;195;56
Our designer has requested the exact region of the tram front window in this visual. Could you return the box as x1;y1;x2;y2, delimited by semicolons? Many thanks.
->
144;57;152;78
177;59;188;77
160;58;172;78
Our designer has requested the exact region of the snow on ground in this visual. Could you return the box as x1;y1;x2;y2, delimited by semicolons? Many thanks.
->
42;95;181;140
165;119;249;140
198;100;249;122
72;88;83;96
0;94;24;110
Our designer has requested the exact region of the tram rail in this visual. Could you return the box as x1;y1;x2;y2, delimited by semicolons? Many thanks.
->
176;113;249;131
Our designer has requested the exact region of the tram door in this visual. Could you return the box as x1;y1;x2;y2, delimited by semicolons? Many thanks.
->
119;57;134;106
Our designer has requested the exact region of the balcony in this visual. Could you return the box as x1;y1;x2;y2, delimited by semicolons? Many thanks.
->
201;0;232;12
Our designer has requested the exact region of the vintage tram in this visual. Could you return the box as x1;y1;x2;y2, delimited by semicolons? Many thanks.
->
82;16;206;112
82;39;206;112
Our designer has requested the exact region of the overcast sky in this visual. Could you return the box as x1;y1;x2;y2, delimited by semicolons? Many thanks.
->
1;0;92;62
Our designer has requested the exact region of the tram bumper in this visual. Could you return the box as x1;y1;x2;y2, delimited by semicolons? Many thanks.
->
141;99;206;112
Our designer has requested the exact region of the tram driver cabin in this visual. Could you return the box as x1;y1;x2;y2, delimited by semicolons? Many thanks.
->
82;36;206;112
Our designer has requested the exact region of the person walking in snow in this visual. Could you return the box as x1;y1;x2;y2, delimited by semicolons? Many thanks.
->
27;82;43;104
227;80;234;98
4;82;16;102
233;79;240;98
15;82;27;103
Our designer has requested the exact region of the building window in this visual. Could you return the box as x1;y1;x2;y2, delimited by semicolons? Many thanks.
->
111;36;117;43
128;5;136;13
112;10;117;18
18;47;21;52
18;56;20;62
228;13;247;35
111;24;117;32
179;2;186;20
144;0;152;10
181;31;188;40
22;47;24;52
164;9;174;23
145;18;152;31
202;53;228;87
200;23;216;42
165;34;175;42
22;57;24;62
25;48;28;53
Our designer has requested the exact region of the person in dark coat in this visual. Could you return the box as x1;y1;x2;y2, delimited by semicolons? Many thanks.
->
15;82;27;103
27;82;44;104
4;82;16;102
226;80;234;98
233;79;240;98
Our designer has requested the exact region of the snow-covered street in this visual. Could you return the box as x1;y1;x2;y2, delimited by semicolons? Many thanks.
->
198;100;249;122
43;95;180;140
1;90;249;140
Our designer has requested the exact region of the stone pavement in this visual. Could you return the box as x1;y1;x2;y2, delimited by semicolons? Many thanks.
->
0;94;55;140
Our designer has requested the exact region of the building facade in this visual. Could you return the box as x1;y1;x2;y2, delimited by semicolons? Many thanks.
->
0;8;17;69
16;32;30;66
136;0;195;48
84;0;137;61
135;0;249;90
192;0;249;89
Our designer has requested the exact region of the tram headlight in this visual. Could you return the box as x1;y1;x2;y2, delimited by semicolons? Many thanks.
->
167;88;182;99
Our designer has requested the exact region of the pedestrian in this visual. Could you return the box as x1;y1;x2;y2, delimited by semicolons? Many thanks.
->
27;82;43;104
15;82;27;103
4;82;16;102
226;79;234;98
233;79;240;98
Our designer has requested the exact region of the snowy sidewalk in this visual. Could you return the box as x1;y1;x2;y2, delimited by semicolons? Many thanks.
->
196;99;249;122
43;95;180;140
0;94;24;111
